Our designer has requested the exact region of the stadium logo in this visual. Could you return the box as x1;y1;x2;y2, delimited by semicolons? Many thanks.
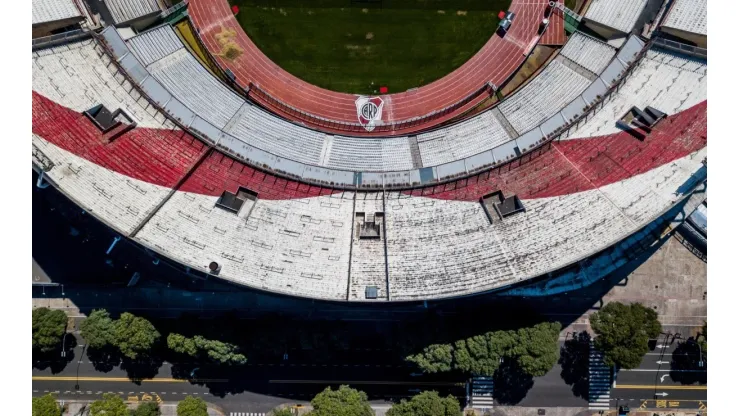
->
355;96;384;132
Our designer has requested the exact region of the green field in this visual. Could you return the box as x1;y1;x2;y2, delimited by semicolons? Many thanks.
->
230;0;510;94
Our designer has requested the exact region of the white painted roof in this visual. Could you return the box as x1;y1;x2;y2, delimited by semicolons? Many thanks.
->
585;0;649;33
32;0;81;25
663;0;707;36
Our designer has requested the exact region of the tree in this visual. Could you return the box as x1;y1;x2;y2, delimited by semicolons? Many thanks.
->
32;393;60;416
167;333;247;365
699;321;707;359
406;343;453;373
133;401;161;416
591;302;661;369
271;408;293;416
89;393;128;416
177;396;208;416
32;308;67;353
114;312;160;359
308;385;374;416
511;322;561;377
386;391;461;416
80;309;115;349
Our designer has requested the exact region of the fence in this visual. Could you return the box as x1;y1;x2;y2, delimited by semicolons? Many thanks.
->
32;29;91;50
653;36;707;59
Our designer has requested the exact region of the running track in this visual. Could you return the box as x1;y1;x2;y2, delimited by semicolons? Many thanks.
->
189;0;552;131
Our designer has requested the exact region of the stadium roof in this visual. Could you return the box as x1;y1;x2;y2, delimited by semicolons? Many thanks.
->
32;0;81;25
662;0;707;36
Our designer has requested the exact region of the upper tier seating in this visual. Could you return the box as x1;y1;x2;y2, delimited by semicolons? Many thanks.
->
499;58;592;135
564;47;707;140
416;111;512;166
560;31;618;74
584;0;648;33
662;0;707;36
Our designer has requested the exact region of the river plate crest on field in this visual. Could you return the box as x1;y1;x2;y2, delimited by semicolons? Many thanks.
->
355;96;384;132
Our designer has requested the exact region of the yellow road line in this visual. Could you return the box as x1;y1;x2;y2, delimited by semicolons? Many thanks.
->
269;380;463;386
32;376;227;383
615;384;707;390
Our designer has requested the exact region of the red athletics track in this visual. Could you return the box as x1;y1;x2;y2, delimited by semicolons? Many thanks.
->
33;92;707;203
188;0;551;132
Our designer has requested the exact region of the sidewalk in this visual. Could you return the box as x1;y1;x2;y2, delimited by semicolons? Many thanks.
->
59;400;226;416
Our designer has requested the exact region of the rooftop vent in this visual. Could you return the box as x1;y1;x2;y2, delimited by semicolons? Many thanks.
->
215;186;258;214
209;261;221;275
83;104;136;137
616;106;667;140
481;190;525;222
365;286;378;299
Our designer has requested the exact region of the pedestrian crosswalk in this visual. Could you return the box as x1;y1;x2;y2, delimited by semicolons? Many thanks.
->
229;413;266;416
588;343;612;411
469;376;494;408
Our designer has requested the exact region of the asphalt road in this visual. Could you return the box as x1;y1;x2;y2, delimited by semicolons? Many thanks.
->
612;334;707;411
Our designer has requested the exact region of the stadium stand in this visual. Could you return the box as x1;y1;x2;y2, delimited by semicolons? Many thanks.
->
32;0;84;37
416;111;512;167
660;0;707;47
32;39;172;129
136;187;354;300
499;57;592;135
584;0;648;37
31;17;708;301
103;0;163;26
563;47;707;139
559;32;618;75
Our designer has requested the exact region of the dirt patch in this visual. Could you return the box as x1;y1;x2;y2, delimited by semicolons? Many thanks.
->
214;27;244;61
365;32;374;40
362;8;368;13
457;10;468;16
437;10;446;14
279;8;287;16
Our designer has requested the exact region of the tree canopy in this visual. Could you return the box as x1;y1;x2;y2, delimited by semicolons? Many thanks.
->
114;312;161;359
133;401;161;416
591;302;661;369
80;309;115;349
89;393;128;416
386;391;461;416
32;393;60;416
308;385;374;416
271;408;293;416
407;322;561;377
699;321;707;359
168;333;246;365
32;308;67;353
177;396;208;416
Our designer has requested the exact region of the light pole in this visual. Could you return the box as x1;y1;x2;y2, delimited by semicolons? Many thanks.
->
61;332;71;358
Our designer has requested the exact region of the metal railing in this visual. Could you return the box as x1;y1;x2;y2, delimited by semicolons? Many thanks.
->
32;29;91;50
653;36;707;58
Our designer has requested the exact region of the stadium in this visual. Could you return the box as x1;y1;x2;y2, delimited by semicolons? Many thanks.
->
31;0;707;304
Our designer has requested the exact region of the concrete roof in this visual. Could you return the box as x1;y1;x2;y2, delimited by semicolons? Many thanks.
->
32;0;81;25
663;0;707;36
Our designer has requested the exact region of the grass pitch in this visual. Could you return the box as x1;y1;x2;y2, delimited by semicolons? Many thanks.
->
230;0;510;94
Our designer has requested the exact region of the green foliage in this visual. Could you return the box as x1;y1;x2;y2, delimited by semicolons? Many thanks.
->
177;396;208;416
80;309;115;349
32;393;61;416
89;393;129;416
271;408;293;416
699;321;707;359
591;302;662;369
133;401;161;416
114;312;161;359
32;307;67;353
406;343;453;373
386;391;461;416
167;333;247;365
308;385;374;416
511;322;561;377
407;322;562;378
